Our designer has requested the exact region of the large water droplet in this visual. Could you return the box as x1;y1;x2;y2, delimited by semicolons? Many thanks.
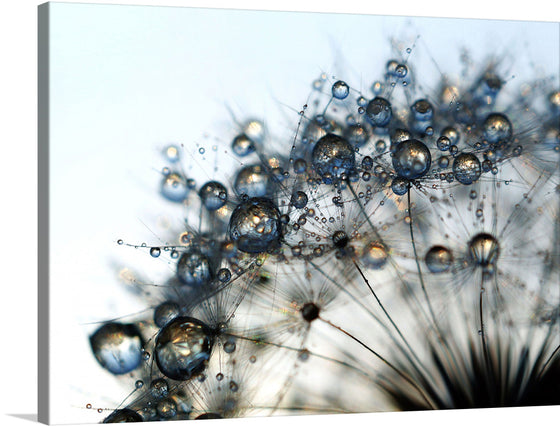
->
228;197;282;254
453;153;481;185
311;134;355;183
483;113;512;144
154;317;213;381
90;323;143;375
176;250;214;287
365;97;392;127
392;139;431;180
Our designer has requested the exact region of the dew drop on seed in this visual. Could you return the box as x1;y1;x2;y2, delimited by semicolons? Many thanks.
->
392;139;432;180
365;97;392;127
150;247;161;258
216;373;224;381
371;81;384;95
161;172;189;202
199;181;228;211
291;191;308;209
483;113;512;144
224;339;236;354
437;136;451;151
362;242;388;269
154;317;213;381
90;323;143;375
332;80;350;99
476;208;483;218
468;233;500;269
396;64;408;78
249;355;257;363
453;153;481;185
411;99;433;121
176;250;214;287
154;301;180;328
229;381;239;392
228;197;282;254
135;380;144;389
425;246;453;273
217;268;231;283
231;134;256;157
311;134;356;182
234;164;270;198
441;126;460;145
391;177;410;196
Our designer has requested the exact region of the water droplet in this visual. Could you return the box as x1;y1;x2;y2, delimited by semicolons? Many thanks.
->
90;323;143;375
483;113;512;144
199;181;228;211
437;136;451;151
425;246;453;273
228;197;282;254
231;134;256;157
365;97;392;127
362;242;388;269
217;268;232;283
154;301;180;328
176;250;215;287
216;373;224;381
117;239;123;245
468;233;500;270
291;191;308;209
161;172;189;202
234;164;270;198
154;317;213;381
344;124;369;148
396;64;408;78
229;381;239;392
311;134;355;183
223;339;236;354
441;126;460;145
391;177;409;196
392;139;432;180
150;247;161;258
163;145;180;163
135;380;144;389
332;80;350;99
453;153;481;185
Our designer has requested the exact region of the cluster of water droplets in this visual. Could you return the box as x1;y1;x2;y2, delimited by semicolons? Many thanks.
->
87;38;559;422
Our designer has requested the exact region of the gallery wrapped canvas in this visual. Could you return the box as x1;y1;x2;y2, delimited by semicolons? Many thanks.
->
38;1;559;425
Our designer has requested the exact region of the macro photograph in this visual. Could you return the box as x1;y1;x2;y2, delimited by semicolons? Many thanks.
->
36;1;559;425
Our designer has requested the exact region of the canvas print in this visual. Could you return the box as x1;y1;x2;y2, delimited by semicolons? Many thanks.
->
39;2;560;424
